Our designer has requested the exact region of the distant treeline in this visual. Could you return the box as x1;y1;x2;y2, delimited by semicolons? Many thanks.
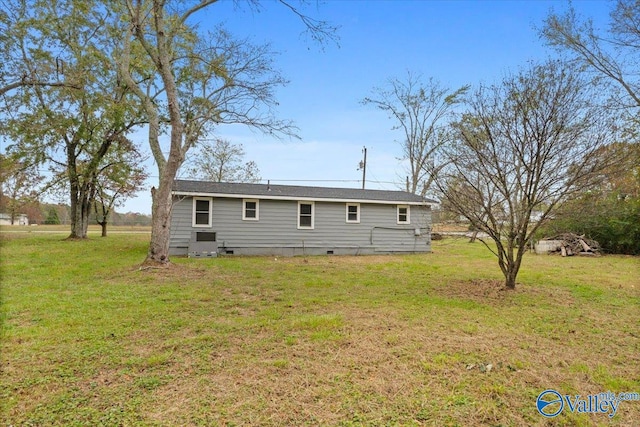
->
3;200;151;227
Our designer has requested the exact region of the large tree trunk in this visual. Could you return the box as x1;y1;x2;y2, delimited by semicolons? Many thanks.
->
69;212;86;238
67;144;87;239
99;221;107;237
68;183;92;239
68;181;84;239
145;149;182;264
82;196;90;236
143;1;186;265
147;186;172;264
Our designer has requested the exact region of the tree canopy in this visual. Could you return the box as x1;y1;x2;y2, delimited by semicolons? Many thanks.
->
542;0;640;110
1;0;145;238
184;138;261;183
1;0;334;250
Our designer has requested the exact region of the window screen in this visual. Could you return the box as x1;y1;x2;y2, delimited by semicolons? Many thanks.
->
299;202;313;228
194;198;211;226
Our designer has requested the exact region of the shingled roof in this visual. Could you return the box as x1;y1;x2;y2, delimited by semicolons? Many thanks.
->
173;180;437;205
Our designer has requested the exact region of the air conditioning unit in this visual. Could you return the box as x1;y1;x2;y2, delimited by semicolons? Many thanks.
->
188;231;218;258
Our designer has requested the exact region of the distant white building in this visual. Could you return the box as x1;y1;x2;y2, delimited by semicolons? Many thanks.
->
0;213;29;226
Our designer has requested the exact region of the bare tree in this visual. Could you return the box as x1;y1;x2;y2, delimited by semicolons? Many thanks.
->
432;61;623;289
542;0;640;109
362;72;467;196
118;0;336;265
184;138;261;183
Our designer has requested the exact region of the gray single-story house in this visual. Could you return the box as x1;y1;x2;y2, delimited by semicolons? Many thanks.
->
169;179;437;257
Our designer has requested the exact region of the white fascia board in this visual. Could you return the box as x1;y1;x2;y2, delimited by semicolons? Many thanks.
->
173;191;430;207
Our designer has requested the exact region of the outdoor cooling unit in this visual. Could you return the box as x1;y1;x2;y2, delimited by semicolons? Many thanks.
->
188;231;218;258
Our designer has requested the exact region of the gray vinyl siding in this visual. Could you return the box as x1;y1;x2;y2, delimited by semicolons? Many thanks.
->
169;196;431;256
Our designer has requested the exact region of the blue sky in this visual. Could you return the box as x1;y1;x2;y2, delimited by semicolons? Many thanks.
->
126;0;612;214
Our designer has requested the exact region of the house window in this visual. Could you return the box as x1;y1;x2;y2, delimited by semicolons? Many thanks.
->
397;205;410;224
243;199;259;221
298;201;314;229
193;197;212;227
346;203;360;223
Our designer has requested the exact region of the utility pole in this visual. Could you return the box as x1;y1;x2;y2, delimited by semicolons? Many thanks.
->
358;146;367;189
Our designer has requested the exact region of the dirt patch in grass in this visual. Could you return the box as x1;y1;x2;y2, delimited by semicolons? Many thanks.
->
433;278;578;308
436;279;511;302
133;262;209;282
273;253;404;267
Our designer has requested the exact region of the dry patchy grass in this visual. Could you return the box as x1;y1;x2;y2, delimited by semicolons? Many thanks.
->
1;233;639;426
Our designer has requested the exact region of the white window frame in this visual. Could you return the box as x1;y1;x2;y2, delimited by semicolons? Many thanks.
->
192;197;213;227
345;203;360;223
297;201;315;229
397;205;410;224
242;199;260;221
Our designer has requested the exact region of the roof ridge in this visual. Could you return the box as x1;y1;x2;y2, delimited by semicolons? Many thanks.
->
172;180;438;204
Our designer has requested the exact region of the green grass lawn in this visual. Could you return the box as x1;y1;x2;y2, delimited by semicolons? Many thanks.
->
1;230;639;426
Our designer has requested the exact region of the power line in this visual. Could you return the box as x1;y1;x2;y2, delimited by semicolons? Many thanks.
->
258;179;360;183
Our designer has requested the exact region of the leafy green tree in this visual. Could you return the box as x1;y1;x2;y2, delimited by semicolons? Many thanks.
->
3;0;335;257
539;142;640;254
44;208;60;225
541;2;640;254
544;193;640;255
0;1;81;97
1;0;142;239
